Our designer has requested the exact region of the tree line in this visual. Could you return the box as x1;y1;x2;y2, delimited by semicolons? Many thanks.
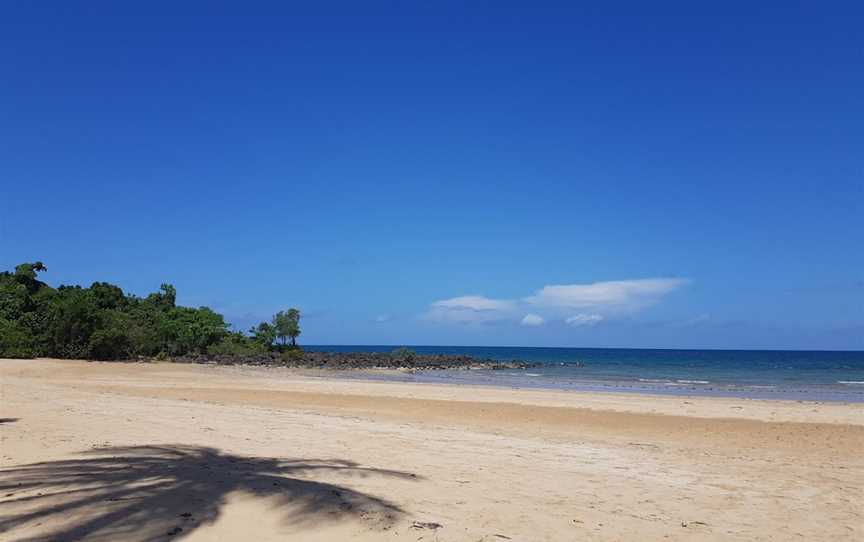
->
0;262;301;360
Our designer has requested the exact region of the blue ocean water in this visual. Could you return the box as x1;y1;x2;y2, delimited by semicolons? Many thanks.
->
305;345;864;402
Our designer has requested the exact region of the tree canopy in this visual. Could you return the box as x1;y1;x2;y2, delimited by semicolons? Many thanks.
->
0;262;302;360
272;309;301;347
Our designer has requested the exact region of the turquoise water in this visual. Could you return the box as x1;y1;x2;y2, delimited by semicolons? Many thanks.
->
305;345;864;402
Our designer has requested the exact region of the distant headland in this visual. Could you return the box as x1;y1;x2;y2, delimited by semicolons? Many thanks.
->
0;262;528;371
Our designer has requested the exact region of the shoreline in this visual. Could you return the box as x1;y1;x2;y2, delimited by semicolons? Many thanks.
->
188;345;864;403
324;366;864;403
27;354;864;403
5;357;864;425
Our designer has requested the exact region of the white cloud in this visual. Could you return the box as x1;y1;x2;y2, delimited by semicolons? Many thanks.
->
565;314;604;327
425;295;518;324
520;314;545;327
432;295;516;312
525;278;688;311
425;278;687;326
423;295;512;324
374;314;393;323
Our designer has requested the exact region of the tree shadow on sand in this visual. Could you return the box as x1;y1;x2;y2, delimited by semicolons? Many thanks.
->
0;445;419;541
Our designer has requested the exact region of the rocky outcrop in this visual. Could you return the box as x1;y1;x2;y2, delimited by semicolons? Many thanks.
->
159;351;534;370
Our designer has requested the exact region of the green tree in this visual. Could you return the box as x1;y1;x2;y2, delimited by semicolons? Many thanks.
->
145;283;176;310
210;331;267;356
0;262;258;360
0;317;35;358
272;308;301;347
89;323;132;360
250;322;276;349
285;308;301;347
13;262;47;294
157;306;227;355
0;275;29;321
46;285;101;358
90;282;127;310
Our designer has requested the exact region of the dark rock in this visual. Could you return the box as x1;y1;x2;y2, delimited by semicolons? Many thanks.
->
157;351;537;371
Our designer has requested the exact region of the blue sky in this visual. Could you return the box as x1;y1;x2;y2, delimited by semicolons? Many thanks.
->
2;2;862;350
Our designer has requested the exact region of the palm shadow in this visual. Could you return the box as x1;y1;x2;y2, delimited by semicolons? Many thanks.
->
0;418;18;424
0;444;418;541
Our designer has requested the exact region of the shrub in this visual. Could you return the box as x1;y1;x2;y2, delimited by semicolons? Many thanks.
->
88;328;132;360
209;332;268;356
0;317;36;358
390;347;417;363
280;348;304;363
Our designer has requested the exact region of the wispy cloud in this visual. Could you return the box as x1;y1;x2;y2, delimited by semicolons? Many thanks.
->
374;313;393;323
424;295;518;324
424;296;509;324
520;314;545;327
432;295;516;312
525;279;689;310
565;314;604;327
424;278;688;327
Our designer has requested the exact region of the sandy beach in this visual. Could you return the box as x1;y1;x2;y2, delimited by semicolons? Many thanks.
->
1;359;862;541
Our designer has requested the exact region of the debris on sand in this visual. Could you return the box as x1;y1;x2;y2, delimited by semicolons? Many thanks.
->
411;521;443;530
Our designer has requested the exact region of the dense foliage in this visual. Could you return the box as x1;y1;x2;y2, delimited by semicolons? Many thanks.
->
0;262;301;360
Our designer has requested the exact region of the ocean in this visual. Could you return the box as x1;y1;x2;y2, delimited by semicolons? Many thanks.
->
305;345;864;402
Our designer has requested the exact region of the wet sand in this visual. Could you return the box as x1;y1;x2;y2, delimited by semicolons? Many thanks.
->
1;358;862;541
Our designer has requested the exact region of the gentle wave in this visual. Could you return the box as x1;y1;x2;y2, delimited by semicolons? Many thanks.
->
311;345;864;401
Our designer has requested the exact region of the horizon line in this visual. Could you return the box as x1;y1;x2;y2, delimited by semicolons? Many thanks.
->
303;344;864;353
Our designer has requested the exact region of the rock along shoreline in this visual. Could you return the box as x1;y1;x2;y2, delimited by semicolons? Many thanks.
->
153;351;535;371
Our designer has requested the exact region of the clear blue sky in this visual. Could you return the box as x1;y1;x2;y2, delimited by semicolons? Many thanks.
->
2;2;862;350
